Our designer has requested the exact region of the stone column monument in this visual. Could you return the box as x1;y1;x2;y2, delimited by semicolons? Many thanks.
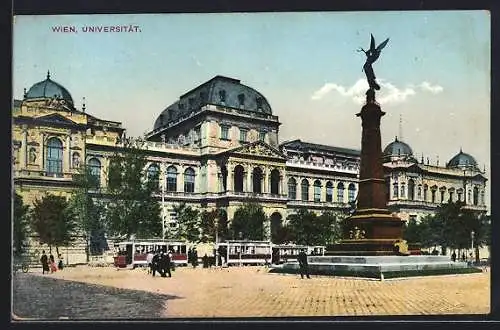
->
331;34;407;256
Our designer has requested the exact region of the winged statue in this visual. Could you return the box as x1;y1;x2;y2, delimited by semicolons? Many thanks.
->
358;34;389;91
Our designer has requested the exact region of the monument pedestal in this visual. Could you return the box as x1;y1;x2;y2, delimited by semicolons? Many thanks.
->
328;95;406;256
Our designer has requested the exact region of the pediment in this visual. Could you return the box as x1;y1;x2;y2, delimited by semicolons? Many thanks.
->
230;141;286;159
36;113;77;125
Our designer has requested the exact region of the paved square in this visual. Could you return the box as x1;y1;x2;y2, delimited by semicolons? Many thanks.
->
14;265;490;318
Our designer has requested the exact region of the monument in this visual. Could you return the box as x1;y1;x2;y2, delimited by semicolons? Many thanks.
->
273;35;470;277
329;34;407;256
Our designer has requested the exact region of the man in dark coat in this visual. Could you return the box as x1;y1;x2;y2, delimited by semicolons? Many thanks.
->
161;253;172;278
152;251;160;277
40;250;49;274
297;249;310;279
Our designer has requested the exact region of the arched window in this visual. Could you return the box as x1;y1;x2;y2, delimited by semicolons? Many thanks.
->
480;190;485;205
46;137;63;176
473;186;479;206
166;166;177;192
184;168;195;193
457;188;464;202
147;164;160;189
270;169;280;195
326;181;333;202
423;184;428;201
313;180;322;202
301;179;309;201
88;158;101;186
393;182;399;198
348;183;356;202
440;187;446;203
408;179;415;200
337;182;344;203
417;185;422;200
288;178;297;200
234;165;244;192
400;183;406;199
253;167;263;193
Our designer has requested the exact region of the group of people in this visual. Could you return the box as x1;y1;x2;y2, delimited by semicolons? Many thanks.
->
40;250;64;274
187;248;199;268
451;251;474;263
146;250;174;277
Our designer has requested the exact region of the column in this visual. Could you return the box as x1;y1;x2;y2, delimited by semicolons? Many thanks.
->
64;135;71;173
242;170;247;192
228;165;234;191
40;133;45;171
263;167;268;194
178;165;184;193
247;166;252;193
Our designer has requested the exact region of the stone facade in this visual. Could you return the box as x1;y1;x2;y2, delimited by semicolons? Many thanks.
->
12;73;489;263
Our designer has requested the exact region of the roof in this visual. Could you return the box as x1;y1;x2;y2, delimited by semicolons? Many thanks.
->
280;139;361;157
153;75;273;130
25;71;74;106
447;149;478;169
383;136;413;157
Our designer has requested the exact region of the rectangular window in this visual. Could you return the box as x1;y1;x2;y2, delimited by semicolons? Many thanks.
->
400;184;405;198
220;126;229;140
194;126;201;142
326;187;333;202
314;186;321;202
239;129;247;142
288;184;296;200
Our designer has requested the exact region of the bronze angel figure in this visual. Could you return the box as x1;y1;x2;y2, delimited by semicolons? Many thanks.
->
358;34;389;91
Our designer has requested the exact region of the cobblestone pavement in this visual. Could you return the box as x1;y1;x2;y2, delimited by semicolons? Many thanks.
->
12;271;180;320
12;265;490;319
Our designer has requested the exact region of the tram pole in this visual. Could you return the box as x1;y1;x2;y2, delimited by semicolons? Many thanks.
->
161;134;166;242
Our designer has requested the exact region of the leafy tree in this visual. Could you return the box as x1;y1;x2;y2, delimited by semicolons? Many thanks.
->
231;202;266;240
174;203;201;242
69;166;106;259
104;139;162;239
273;225;295;244
31;194;76;255
200;208;229;243
13;193;30;257
287;208;340;246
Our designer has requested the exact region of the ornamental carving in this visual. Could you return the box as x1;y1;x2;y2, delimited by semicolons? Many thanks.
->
236;143;283;158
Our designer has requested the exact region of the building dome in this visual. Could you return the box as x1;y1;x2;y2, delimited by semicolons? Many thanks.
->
153;75;272;130
25;71;74;106
383;137;413;158
447;149;478;168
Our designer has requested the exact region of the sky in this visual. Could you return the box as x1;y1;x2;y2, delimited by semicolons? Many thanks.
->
12;11;491;207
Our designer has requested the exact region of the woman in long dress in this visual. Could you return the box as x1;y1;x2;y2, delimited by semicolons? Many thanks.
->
49;254;58;273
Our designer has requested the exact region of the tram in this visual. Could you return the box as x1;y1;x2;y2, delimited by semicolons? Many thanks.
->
113;240;189;268
270;244;326;264
216;240;272;266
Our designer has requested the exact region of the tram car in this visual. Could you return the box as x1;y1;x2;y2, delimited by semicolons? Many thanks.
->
216;240;272;266
113;240;189;268
270;244;326;264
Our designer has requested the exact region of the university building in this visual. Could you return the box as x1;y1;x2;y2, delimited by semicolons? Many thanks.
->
12;72;488;263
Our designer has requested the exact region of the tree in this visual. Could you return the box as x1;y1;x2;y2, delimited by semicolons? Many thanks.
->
31;194;76;255
200;208;229;243
104;139;162;239
174;203;201;242
287;208;339;246
69;166;106;260
231;202;266;240
13;193;30;257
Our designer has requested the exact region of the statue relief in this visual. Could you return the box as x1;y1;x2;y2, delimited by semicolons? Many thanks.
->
248;130;258;143
29;148;37;163
72;152;80;168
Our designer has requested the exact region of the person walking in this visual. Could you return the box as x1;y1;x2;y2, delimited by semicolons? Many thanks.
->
297;249;310;279
146;250;154;274
49;254;58;273
40;250;49;274
451;251;457;262
164;252;172;278
152;250;160;277
192;248;198;268
58;254;64;270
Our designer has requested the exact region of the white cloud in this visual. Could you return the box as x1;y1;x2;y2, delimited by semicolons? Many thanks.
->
312;79;442;105
419;81;444;94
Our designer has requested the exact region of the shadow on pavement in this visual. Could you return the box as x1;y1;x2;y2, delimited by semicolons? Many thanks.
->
12;272;182;320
